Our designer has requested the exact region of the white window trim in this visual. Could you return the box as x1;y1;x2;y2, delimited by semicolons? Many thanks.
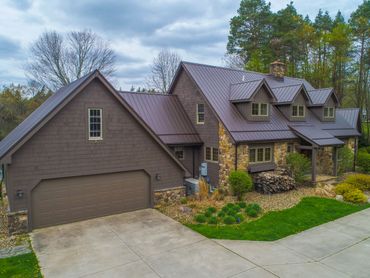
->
249;146;272;164
324;107;335;118
292;105;305;117
251;103;269;116
196;103;205;124
88;108;103;141
205;147;219;163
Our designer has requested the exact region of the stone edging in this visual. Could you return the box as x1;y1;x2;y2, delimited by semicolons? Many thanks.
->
0;245;31;259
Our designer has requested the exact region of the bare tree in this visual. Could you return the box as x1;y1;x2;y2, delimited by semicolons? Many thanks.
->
148;49;181;93
222;53;245;70
26;30;116;90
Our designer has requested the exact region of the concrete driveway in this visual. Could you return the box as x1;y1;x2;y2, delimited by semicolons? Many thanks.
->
31;208;370;278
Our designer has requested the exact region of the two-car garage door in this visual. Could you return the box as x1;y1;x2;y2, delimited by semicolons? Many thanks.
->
31;171;150;229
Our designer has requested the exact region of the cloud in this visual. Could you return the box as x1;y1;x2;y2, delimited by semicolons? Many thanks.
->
0;0;363;89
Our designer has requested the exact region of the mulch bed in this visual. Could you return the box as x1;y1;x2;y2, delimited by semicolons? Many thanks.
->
158;186;331;224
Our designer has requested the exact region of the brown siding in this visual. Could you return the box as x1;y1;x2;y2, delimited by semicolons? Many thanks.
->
235;87;271;121
172;70;219;186
7;79;184;212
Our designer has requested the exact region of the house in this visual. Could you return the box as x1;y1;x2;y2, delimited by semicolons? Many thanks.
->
0;61;360;233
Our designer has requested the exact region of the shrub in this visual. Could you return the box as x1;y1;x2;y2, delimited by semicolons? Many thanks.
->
223;216;236;225
343;189;368;203
235;213;244;223
208;216;218;224
221;206;229;213
204;211;212;217
286;153;310;183
237;201;246;208
217;211;225;218
338;146;354;174
246;203;262;214
226;203;235;209
206;207;217;214
194;214;207;223
228;170;253;200
335;183;356;195
180;197;187;204
357;151;370;173
344;173;370;191
198;177;210;200
246;208;258;217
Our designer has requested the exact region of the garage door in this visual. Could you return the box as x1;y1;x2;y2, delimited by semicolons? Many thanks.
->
31;171;150;229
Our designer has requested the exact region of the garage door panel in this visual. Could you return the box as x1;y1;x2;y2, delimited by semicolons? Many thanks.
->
32;171;150;229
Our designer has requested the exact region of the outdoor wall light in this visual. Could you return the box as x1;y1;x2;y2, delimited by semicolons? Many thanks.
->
16;189;24;199
155;174;161;181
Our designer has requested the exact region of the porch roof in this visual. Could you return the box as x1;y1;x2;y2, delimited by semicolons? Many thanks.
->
289;125;344;147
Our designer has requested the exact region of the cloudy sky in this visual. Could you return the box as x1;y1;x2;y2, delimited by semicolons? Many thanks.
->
0;0;362;90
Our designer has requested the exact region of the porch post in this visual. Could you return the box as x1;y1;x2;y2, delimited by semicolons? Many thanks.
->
311;147;317;184
333;147;338;176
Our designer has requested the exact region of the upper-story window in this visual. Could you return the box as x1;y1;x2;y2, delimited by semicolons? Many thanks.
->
88;108;103;140
292;105;305;117
251;103;268;116
196;103;205;124
324;107;335;118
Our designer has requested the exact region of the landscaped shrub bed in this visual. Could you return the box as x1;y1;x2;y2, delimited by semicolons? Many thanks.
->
334;173;370;204
187;197;370;241
193;201;262;225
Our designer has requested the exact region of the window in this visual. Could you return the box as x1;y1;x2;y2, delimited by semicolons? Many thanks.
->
205;147;218;162
174;147;184;160
249;146;272;163
251;103;269;116
287;144;294;153
324;107;335;118
292;105;305;117
88;108;102;140
196;103;205;124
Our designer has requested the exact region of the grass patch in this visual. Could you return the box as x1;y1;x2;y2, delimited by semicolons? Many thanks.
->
187;197;370;241
0;252;42;278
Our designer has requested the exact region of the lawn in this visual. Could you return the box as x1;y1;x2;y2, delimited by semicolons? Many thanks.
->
0;252;42;278
187;197;370;241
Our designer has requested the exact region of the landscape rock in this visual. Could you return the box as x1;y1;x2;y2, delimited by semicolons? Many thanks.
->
253;168;296;194
179;206;192;214
336;195;344;201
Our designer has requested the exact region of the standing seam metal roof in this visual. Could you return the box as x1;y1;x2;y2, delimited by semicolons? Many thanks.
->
119;92;202;145
178;61;359;143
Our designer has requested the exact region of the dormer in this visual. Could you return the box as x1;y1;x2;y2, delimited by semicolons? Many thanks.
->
307;88;339;122
229;78;276;121
272;84;311;121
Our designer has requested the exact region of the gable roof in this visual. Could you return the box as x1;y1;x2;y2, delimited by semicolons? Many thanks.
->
229;79;276;103
169;61;359;143
271;83;311;104
0;71;190;175
119;92;202;145
308;88;338;106
0;71;96;160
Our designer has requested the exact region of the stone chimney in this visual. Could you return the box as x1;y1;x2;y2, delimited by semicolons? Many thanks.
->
270;60;285;79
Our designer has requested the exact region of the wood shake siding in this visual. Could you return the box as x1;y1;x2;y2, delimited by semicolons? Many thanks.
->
7;79;184;212
172;70;220;186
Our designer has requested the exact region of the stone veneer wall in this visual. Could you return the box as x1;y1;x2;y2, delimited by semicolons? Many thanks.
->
274;142;288;167
154;186;186;206
317;147;333;175
237;145;249;170
218;123;235;189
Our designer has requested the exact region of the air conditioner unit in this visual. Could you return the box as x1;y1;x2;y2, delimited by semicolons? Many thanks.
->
184;178;199;196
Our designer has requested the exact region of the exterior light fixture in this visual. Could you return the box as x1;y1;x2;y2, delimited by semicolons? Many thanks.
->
155;174;161;181
16;190;24;199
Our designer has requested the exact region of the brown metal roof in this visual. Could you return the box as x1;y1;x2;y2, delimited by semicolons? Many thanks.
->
271;84;311;104
172;61;359;143
308;88;338;106
289;125;344;146
229;79;263;102
119;92;202;145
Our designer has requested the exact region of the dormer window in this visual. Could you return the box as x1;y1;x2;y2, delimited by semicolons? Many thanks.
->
324;107;335;118
292;105;305;117
251;103;268;116
196;103;205;124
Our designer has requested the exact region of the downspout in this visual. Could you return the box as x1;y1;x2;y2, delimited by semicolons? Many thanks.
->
234;143;238;171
